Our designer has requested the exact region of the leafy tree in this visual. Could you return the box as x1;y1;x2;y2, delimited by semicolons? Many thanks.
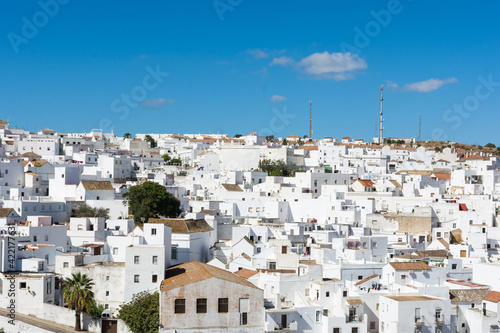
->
169;158;182;165
485;143;496;148
89;302;105;319
63;272;95;331
282;138;288;146
435;146;442;152
265;135;275;143
303;135;308;139
123;181;181;224
123;133;131;139
258;159;303;177
161;153;171;163
73;204;109;220
118;291;159;333
234;134;242;138
144;135;156;148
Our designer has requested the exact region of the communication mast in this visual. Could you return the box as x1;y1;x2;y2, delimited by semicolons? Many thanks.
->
379;85;384;144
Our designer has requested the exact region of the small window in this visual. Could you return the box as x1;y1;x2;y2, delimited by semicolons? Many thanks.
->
152;275;157;283
63;262;69;268
197;298;207;313
134;275;139;283
343;290;348;297
326;291;330;297
174;299;185;314
315;310;321;322
370;321;376;329
152;256;158;264
171;245;178;260
20;282;27;289
151;228;157;235
358;275;363;280
452;264;457;270
134;256;140;264
106;276;109;281
282;246;287;254
218;298;229;313
241;312;248;325
372;242;377;248
106;291;109;296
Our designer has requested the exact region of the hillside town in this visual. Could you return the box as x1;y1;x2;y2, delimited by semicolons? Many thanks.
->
1;119;500;333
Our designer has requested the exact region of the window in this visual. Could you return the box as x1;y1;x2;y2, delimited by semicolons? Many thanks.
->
197;298;207;313
152;275;157;283
351;328;358;333
44;235;48;241
333;329;340;333
323;309;328;316
315;310;321;322
106;291;109;296
436;232;441;237
358;275;363;280
174;299;185;314
152;256;158;264
134;256;140;264
20;282;27;289
452;264;457;270
326;291;330;297
171;245;178;260
269;262;276;270
370;321;376;329
343;290;348;297
134;275;139;283
241;312;248;325
106;276;109;281
282;246;287;254
46;277;52;294
218;298;229;313
63;262;69;268
151;228;157;235
372;242;377;248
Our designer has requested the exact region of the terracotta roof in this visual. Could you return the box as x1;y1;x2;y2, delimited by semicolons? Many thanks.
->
148;218;214;233
449;289;491;303
297;145;318;150
161;261;261;291
358;180;375;187
234;268;258;279
299;260;318;265
355;274;378;286
394;250;450;260
433;173;451;180
80;180;114;191
21;161;48;167
198;209;216;215
20;152;42;158
389;262;431;271
346;298;363;305
483;291;500;303
233;236;254;247
438;238;449;249
25;172;42;177
389;180;402;187
0;208;15;218
221;184;243;192
41;128;55;132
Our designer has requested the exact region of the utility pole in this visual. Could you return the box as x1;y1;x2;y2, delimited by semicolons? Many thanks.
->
309;100;312;139
418;114;422;142
379;85;384;144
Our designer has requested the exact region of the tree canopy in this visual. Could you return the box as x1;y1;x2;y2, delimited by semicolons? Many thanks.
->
144;135;156;148
73;204;109;220
118;291;159;333
123;133;131;139
123;181;181;224
485;142;496;148
258;159;303;177
161;153;171;163
63;272;95;331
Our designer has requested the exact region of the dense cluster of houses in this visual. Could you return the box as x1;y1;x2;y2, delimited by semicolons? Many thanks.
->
1;118;500;332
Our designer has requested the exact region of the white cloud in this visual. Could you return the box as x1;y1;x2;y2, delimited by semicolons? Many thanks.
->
385;81;399;89
141;98;175;109
270;95;287;103
403;77;458;92
269;56;295;67
297;52;367;80
251;67;268;77
246;48;269;59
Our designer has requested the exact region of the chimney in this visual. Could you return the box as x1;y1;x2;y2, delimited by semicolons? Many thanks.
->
276;293;281;310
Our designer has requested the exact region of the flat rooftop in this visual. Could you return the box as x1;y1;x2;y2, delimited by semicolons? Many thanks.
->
384;295;443;302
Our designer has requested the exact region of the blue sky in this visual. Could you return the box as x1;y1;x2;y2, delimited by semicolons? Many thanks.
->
1;1;499;144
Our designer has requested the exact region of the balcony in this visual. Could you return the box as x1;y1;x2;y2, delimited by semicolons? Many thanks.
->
435;314;444;325
347;315;362;323
414;316;424;326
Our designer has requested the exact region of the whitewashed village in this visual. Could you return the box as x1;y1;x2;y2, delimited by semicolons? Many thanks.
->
1;118;500;333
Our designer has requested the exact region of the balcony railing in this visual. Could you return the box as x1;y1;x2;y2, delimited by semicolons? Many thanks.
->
414;316;424;325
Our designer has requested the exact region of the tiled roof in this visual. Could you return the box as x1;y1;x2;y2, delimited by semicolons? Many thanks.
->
449;289;491;303
389;262;431;271
433;173;451;180
358;180;375;187
355;274;378;286
346;298;363;305
21;161;48;167
483;291;500;303
80;180;114;191
0;208;14;218
221;184;243;192
389;180;402;187
438;238;450;249
148;218;214;233
234;269;259;279
297;145;318;150
20;152;42;158
161;261;261;291
394;250;450;260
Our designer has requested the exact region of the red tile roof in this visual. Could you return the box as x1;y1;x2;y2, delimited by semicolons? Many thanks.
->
483;291;500;303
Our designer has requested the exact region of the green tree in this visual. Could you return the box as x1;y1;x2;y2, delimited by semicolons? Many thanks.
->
89;302;105;319
73;204;109;220
123;181;181;224
234;134;242;138
161;153;171;163
63;272;95;331
123;133;131;139
169;158;182;165
144;135;156;148
282;138;288;146
265;135;275;143
118;291;159;333
258;159;303;177
485;143;496;148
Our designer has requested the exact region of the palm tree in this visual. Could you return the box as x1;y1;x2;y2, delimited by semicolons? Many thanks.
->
123;132;131;139
63;272;95;331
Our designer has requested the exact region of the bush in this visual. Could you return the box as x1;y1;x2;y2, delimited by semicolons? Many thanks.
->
73;204;110;219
